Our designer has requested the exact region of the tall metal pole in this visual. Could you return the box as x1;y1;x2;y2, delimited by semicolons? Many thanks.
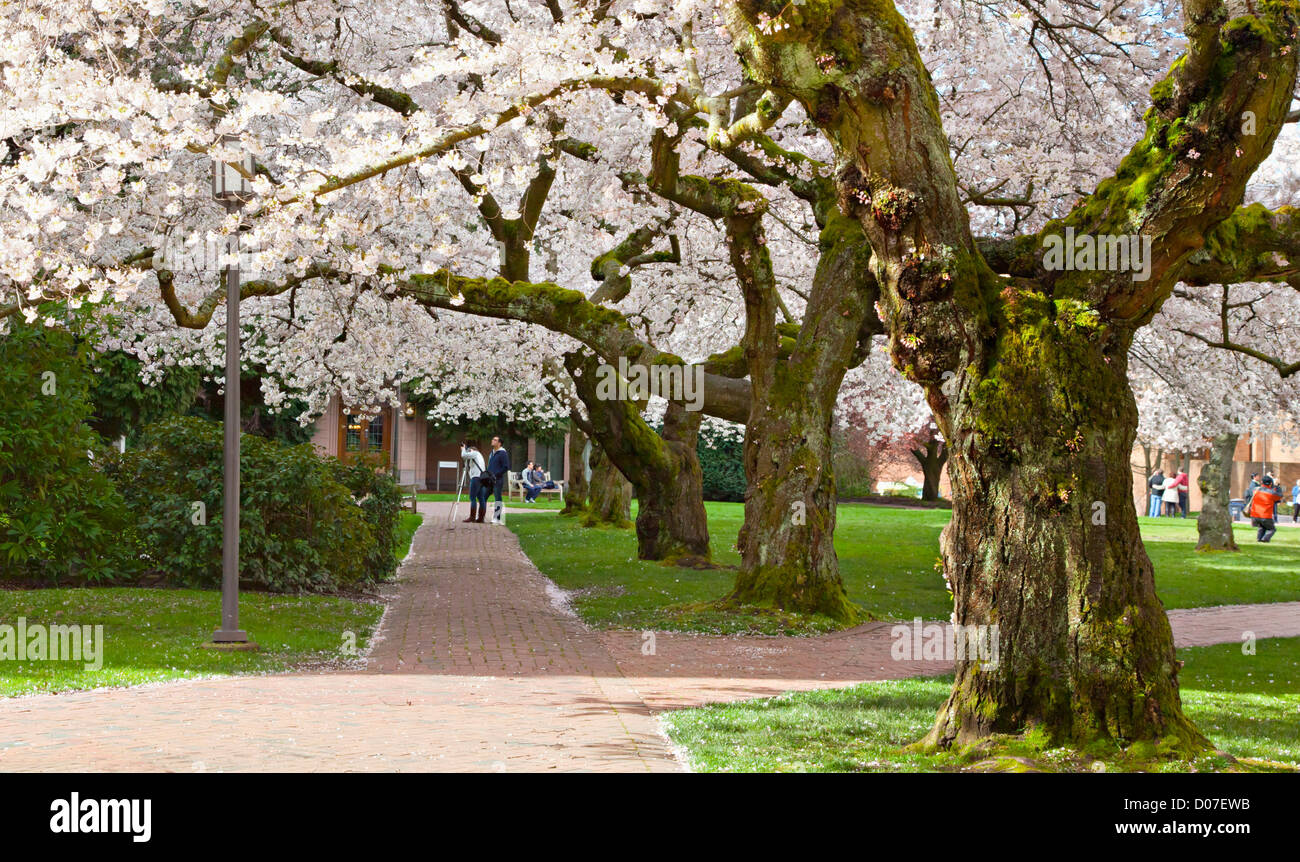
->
214;201;249;644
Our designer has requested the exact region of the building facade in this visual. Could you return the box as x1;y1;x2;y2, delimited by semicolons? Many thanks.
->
307;395;570;491
1130;434;1300;513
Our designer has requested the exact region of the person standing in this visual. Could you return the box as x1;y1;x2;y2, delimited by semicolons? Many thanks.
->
1147;468;1165;518
1246;476;1284;543
1161;473;1180;517
486;435;511;525
460;440;487;524
1173;469;1190;518
1291;479;1300;523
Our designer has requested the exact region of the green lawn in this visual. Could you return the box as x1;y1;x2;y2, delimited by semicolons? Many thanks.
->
510;502;1300;634
1139;515;1300;608
0;514;421;697
662;636;1300;772
0;588;384;696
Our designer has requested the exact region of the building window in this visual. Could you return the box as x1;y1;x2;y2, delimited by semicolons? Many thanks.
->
340;408;390;463
344;414;365;452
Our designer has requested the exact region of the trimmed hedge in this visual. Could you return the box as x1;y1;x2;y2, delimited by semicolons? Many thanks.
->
105;416;400;592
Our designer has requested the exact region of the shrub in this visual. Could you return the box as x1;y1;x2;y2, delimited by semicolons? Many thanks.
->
328;453;403;582
106;416;398;592
697;426;747;502
0;322;135;583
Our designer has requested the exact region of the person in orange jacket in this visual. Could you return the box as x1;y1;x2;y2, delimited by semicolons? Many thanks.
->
1247;476;1284;543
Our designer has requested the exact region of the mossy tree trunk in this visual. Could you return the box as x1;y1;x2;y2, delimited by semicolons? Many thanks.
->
926;344;1205;752
560;424;590;516
565;351;711;563
1196;432;1239;551
584;443;632;527
633;401;709;563
727;209;876;622
723;0;1298;751
911;438;948;502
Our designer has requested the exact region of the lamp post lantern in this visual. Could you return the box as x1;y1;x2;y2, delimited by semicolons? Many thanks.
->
207;139;257;649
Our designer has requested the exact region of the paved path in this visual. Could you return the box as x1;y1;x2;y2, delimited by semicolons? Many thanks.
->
601;602;1300;710
0;501;1297;771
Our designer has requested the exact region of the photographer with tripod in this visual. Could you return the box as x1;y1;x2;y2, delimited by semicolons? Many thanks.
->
460;440;488;524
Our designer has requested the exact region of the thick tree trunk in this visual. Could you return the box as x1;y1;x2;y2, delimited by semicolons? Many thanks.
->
1196;433;1239;552
565;351;711;563
911;439;948;502
584;443;632;527
631;401;710;563
923;350;1206;754
560;424;590;516
733;396;859;619
727;210;875;622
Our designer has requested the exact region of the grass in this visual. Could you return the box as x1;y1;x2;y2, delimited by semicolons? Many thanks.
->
0;588;384;697
0;513;420;698
509;502;1300;634
1139;515;1300;609
395;512;423;561
662;636;1300;772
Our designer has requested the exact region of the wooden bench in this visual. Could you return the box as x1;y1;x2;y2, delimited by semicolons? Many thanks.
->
513;472;565;503
399;483;419;513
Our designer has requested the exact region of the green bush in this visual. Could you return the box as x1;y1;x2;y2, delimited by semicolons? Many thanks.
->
0;322;135;582
87;349;200;445
328;453;403;582
698;429;746;503
105;416;399;592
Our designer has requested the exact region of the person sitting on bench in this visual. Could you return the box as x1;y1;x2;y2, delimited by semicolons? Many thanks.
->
521;462;555;503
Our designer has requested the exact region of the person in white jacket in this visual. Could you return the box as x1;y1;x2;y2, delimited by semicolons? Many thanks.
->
1161;475;1181;517
460;441;487;524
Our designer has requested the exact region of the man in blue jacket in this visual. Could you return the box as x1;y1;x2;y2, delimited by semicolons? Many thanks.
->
487;436;511;525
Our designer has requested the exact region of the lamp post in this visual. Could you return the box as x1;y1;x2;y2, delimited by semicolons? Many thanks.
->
206;139;257;650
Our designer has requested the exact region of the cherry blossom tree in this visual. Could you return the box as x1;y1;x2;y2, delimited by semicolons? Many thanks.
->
6;0;1300;755
721;0;1299;753
1134;286;1300;549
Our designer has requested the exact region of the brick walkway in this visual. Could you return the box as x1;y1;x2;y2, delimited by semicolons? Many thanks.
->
600;602;1300;710
0;504;677;773
1;502;1297;772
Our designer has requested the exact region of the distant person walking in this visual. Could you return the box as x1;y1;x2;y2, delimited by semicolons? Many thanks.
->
486;436;511;525
460;440;487;524
1147;468;1165;518
1247;476;1284;543
1173;469;1190;518
1292;479;1300;523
